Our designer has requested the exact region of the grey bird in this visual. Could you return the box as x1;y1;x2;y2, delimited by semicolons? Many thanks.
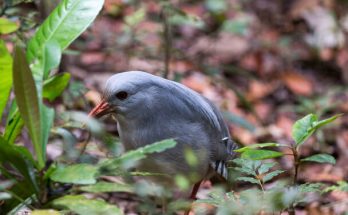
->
88;71;236;198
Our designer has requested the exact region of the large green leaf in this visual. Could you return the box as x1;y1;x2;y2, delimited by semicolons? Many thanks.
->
0;137;39;195
292;114;317;146
52;195;123;215
50;164;98;185
262;170;284;183
0;40;13;120
301;153;336;165
240;149;283;160
12;46;44;169
42;40;61;79
79;182;134;193
0;18;19;34
234;143;280;153
99;139;177;171
43;73;71;101
26;0;104;78
40;104;54;162
292;114;341;146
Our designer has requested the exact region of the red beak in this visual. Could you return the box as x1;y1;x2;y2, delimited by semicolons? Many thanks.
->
88;100;111;118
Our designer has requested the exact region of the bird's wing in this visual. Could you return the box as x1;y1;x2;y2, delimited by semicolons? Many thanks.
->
169;81;237;179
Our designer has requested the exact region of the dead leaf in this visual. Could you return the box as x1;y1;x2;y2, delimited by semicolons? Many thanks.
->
80;52;106;65
181;72;212;93
275;114;294;139
282;72;313;96
254;102;272;122
246;80;275;101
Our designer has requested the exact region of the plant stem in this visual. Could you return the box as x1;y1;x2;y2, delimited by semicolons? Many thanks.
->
292;146;299;185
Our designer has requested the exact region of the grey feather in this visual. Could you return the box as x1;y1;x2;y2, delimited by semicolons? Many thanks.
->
103;71;236;182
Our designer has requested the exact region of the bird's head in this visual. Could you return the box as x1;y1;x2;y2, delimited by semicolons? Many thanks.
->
88;71;162;119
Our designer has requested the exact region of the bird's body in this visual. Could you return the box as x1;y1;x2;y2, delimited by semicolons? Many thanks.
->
90;71;236;185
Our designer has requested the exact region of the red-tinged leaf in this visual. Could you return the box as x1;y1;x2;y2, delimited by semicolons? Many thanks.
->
12;46;43;169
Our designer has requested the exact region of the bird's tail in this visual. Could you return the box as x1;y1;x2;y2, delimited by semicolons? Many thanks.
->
210;137;237;179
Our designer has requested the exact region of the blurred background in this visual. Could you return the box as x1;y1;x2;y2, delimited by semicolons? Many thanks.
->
2;0;348;213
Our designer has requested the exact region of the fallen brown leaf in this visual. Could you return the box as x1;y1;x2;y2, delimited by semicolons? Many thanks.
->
282;72;313;96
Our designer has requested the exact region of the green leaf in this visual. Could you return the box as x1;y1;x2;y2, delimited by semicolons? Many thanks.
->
262;170;284;183
258;162;276;175
99;139;177;171
50;164;99;185
3;107;24;144
52;195;123;215
0;136;39;195
236;176;260;185
301;153;336;164
79;182;134;193
12;46;44;169
241;149;283;160
292;114;317;146
124;8;145;26
222;19;249;35
26;0;105;77
169;13;204;29
0;18;19;34
42;40;61;79
234;143;280;153
233;167;257;177
299;183;325;193
43;73;71;101
323;181;348;193
31;210;60;215
232;158;258;170
312;114;342;130
0;40;13;120
40;104;54;162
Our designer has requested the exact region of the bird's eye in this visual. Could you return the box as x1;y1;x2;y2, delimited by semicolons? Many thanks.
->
115;91;128;100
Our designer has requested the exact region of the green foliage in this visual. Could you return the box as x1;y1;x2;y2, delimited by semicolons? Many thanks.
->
0;18;19;34
232;158;284;187
26;0;105;79
124;8;145;26
99;139;177;171
0;40;13;120
52;195;123;215
50;164;99;185
234;143;280;152
301;153;336;164
222;19;249;35
79;182;134;193
0;137;39;196
197;185;305;214
292;113;341;146
3;104;24;144
12;46;44;168
241;149;283;160
43;73;71;101
292;114;318;146
323;181;348;193
0;0;104;212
